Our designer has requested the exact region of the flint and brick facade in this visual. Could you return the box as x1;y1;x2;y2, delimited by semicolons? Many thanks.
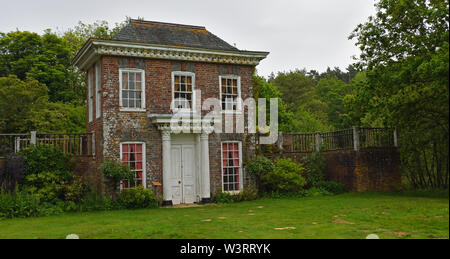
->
76;20;269;205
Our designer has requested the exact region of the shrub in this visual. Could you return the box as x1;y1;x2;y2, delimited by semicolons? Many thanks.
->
79;191;123;212
261;158;307;192
213;191;235;204
305;187;332;197
119;186;159;209
100;159;135;199
24;171;88;204
20;145;74;176
314;181;347;194
0;187;43;219
247;156;274;190
233;185;259;202
302;151;325;187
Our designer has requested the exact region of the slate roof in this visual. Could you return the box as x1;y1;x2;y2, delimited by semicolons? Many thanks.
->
112;20;239;51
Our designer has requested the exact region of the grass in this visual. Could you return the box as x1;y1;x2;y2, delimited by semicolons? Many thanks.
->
0;192;448;239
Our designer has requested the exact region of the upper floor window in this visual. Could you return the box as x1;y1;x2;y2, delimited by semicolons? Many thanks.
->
88;69;93;122
220;76;241;113
95;62;101;118
172;71;195;112
119;68;145;111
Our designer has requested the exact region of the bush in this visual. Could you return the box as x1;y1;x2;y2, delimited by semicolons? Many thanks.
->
119;186;159;209
302;151;325;187
314;181;347;194
316;181;347;194
213;191;235;204
247;156;274;190
24;170;88;204
79;191;123;212
233;185;259;202
0;187;43;219
261;158;307;192
20;145;74;176
100;159;135;199
305;187;332;197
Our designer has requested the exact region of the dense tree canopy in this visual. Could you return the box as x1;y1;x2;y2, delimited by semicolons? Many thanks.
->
349;0;449;189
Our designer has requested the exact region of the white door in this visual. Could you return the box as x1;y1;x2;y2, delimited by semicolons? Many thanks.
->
171;144;196;205
170;145;182;205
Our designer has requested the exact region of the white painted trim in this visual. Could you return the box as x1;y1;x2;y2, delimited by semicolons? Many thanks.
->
220;141;243;194
219;75;242;114
88;69;93;122
171;71;196;114
95;62;101;119
119;142;147;190
119;68;146;112
73;39;270;70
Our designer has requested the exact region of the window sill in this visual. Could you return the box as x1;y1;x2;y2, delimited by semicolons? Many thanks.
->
120;108;146;113
224;190;242;195
221;110;243;115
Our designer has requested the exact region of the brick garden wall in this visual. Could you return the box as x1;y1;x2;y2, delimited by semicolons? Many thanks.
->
269;146;402;192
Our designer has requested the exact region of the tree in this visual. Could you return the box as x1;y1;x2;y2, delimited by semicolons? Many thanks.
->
0;75;86;133
349;0;449;189
0;76;48;133
316;77;353;129
0;31;79;103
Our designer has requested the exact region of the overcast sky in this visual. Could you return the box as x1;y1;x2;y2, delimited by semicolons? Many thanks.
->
0;0;376;77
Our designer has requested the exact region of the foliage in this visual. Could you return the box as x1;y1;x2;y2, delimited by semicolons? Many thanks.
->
0;187;43;219
79;191;123;212
233;185;259;202
20;145;74;177
213;191;235;204
24;171;88;204
119;186;159;209
0;150;25;192
253;75;294;133
302;151;325;187
349;0;449;189
0;76;48;133
0;76;86;133
100;159;135;199
214;185;259;204
314;181;347;195
247;156;274;177
315;77;353;129
0;31;79;103
260;158;306;192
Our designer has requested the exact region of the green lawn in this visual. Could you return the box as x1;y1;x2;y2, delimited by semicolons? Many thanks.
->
0;192;448;239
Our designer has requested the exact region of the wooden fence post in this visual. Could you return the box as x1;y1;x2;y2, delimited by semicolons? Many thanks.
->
315;132;321;152
30;131;37;145
393;127;398;147
353;126;360;151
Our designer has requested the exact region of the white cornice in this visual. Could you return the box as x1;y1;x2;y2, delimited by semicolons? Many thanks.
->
73;39;269;70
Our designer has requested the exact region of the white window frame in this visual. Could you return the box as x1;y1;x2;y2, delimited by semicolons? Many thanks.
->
119;142;147;190
219;75;242;114
119;68;146;112
95;62;101;118
88;69;93;122
220;141;243;194
171;71;196;113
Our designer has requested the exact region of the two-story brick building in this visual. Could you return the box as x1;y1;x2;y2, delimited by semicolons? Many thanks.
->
73;19;269;206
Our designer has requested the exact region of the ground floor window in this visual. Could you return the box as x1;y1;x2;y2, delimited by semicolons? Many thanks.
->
221;142;242;192
120;142;145;189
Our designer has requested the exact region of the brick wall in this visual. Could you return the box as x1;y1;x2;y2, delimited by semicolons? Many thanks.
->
273;147;402;192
